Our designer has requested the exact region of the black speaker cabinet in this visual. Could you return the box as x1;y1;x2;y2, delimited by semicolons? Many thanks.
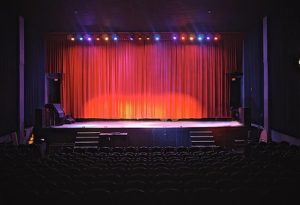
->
229;76;241;109
46;73;61;104
239;107;251;127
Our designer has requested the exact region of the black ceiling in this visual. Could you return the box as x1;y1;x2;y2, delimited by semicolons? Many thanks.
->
7;0;271;32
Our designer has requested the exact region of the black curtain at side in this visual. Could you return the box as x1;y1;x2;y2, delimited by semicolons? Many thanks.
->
0;14;19;136
0;12;46;135
24;25;45;127
269;4;300;138
243;22;264;126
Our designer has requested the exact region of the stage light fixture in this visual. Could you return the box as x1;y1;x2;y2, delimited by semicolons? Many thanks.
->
96;37;100;41
138;36;142;41
180;33;187;41
206;36;211;40
102;33;110;41
189;34;195;41
128;33;134;41
84;34;92;42
215;34;222;41
197;34;204;41
154;34;160;41
79;37;83;41
71;37;75;41
111;34;118;41
146;36;150;40
172;36;177;40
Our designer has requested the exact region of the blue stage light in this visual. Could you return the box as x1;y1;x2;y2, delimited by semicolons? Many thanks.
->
111;34;118;41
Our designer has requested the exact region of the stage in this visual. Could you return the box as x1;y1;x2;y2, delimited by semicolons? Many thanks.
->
52;120;243;129
37;120;249;151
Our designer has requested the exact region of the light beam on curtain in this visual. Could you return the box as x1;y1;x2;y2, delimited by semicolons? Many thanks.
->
46;34;242;119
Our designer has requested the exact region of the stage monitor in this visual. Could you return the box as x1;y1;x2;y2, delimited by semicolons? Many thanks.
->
45;103;65;126
52;103;65;118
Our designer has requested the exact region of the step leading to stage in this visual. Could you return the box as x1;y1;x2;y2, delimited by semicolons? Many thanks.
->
74;131;100;149
189;130;218;148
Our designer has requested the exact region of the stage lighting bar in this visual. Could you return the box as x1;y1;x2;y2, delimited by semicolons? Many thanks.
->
68;33;221;43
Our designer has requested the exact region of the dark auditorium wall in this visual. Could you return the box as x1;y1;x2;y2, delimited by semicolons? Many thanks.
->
243;22;264;126
268;5;300;138
24;24;45;127
0;9;46;135
0;13;19;136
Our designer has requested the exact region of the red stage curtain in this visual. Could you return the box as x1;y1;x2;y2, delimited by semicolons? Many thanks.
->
46;34;242;119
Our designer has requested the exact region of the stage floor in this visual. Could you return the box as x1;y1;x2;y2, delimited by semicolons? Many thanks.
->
52;120;242;129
